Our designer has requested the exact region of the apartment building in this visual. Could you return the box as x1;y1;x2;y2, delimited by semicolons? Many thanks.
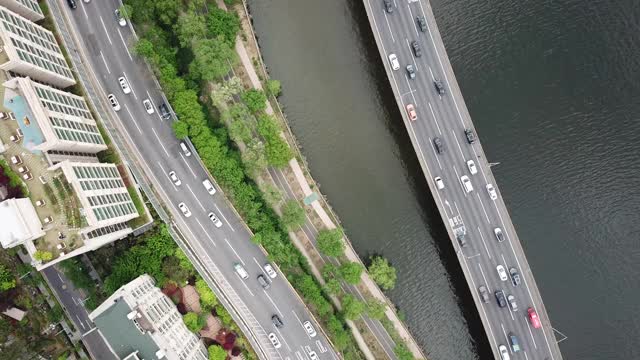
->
90;275;209;360
0;6;75;88
0;0;43;22
3;76;106;158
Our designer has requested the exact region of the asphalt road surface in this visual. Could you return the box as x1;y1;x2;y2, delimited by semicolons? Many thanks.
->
57;1;338;359
362;0;563;359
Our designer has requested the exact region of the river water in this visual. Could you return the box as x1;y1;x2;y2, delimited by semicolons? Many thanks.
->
246;0;640;359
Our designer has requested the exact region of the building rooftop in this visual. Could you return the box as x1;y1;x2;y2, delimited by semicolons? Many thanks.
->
0;197;44;248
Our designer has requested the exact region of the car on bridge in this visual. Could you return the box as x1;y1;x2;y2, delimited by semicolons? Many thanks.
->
528;308;541;328
433;137;445;153
434;79;445;95
495;290;507;308
434;176;444;190
508;333;521;352
496;265;508;281
486;183;497;200
406;103;417;121
383;0;393;13
507;294;518;311
464;128;476;143
494;227;505;242
499;345;510;360
411;41;422;57
467;160;478;175
478;285;490;303
416;16;427;32
406;64;416;79
509;268;521;286
461;175;473;193
388;53;400;70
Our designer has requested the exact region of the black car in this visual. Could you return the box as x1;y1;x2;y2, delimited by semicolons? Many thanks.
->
272;314;284;328
433;137;445;154
509;268;521;286
406;65;416;80
159;103;171;119
434;79;445;95
478;285;490;303
495;290;507;308
416;16;427;32
411;41;422;58
67;0;77;9
464;128;476;144
257;274;270;289
383;0;393;13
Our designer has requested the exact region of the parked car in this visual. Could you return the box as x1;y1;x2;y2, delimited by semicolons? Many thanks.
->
257;274;270;289
494;227;505;242
508;333;521;352
464;128;476;143
17;166;29;174
22;172;33;181
388;53;400;70
478;285;490;303
406;64;416;79
496;265;508;281
208;212;223;228
406;103;417;121
178;202;191;217
107;94;121;111
43;216;53;224
434;79;445;94
411;41;422;57
303;320;317;337
416;16;427;32
495;290;507;308
507;294;518;311
528;308;541;328
486;183;497;200
433;137;445;153
509;267;521;286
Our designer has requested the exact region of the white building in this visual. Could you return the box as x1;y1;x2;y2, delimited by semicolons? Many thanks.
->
3;76;107;157
0;197;44;249
0;6;75;88
90;275;209;360
0;0;43;22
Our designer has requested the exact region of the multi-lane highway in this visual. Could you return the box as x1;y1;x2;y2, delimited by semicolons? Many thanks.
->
362;0;563;359
52;0;338;359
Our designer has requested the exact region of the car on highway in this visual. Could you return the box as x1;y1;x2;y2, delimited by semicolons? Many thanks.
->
433;137;445;153
486;183;497;200
143;99;155;114
208;212;223;228
495;290;507;308
257;274;270;289
178;202;191;217
159;103;171;119
434;176;444;190
478;285;490;303
168;171;181;186
107;94;121;111
464;128;476;143
411;41;422;57
303;320;317;337
180;142;192;157
507;294;518;311
498;345;510;360
308;350;319;360
434;79;445;94
234;263;249;279
202;179;217;195
118;76;131;94
406;64;416;79
494;227;505;242
508;333;521;352
271;314;284;328
467;160;478;175
268;333;281;349
383;0;393;13
388;53;400;71
496;265;508;281
456;233;467;247
528;308;541;328
67;0;77;9
263;263;277;279
406;103;417;121
115;9;127;27
509;267;521;286
461;175;473;193
416;16;427;32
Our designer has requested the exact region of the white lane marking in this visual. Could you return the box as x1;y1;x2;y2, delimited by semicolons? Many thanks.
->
501;253;508;268
215;204;235;232
383;12;395;43
186;184;206;211
99;16;113;45
122;71;138;100
122;104;142;134
428;138;443;169
405;38;416;62
157;162;177;192
471;146;489;184
476;193;491;223
295;352;304;360
195;218;216;246
224;238;244;265
80;2;89;21
451;128;466;162
428;66;435;81
117;28;133;61
316;340;327;353
524;352;530;360
238;276;254;297
57;272;64;283
179;153;197;178
527;320;538;349
99;51;110;74
76;315;86;330
151;128;170;157
478;263;489;290
291;310;305;328
453;166;466;197
264;291;285;318
145;90;163;121
274;327;292;352
407;4;419;38
253;258;270;278
477;226;491;259
82;327;97;337
500;323;511;353
404;74;418;106
427;102;442;135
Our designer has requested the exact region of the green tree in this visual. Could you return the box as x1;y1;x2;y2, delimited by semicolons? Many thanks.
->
172;121;189;139
256;114;293;167
339;262;363;285
176;12;207;47
192;37;236;81
266;79;282;97
241;141;268;178
174;248;195;273
208;345;227;360
365;298;387;320
321;263;338;282
0;264;16;291
324;278;342;295
153;0;180;26
162;256;191;285
205;8;240;45
316;228;345;257
47;304;64;323
262;184;282;207
368;256;397;290
241;89;267;114
326;315;350;351
133;38;156;62
119;4;133;20
394;343;415;360
195;278;218;310
34;250;53;262
341;294;365;320
280;200;305;230
183;312;206;333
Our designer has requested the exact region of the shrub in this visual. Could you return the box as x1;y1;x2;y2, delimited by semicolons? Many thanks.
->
0;265;16;291
34;251;53;262
183;312;206;333
316;228;345;257
208;344;227;360
339;262;363;285
266;79;281;97
368;256;397;290
341;294;365;320
195;278;218;310
241;89;267;114
280;200;305;230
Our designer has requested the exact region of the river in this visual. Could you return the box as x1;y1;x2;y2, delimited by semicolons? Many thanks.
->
246;0;640;359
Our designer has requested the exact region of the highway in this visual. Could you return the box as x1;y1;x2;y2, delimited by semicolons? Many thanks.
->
52;0;338;359
362;0;564;360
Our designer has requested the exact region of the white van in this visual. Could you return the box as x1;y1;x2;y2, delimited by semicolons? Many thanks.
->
234;263;249;279
180;142;191;157
203;179;216;195
461;175;473;193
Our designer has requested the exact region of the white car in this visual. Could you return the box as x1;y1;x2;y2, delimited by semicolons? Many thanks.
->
178;202;191;217
17;166;29;174
203;179;217;195
486;183;497;200
303;320;317;338
118;76;131;94
388;53;400;70
208;212;223;228
467;160;477;175
496;265;508;281
268;333;281;349
460;175;473;193
308;350;318;360
499;345;510;360
143;99;154;114
107;94;121;111
234;263;249;279
10;155;22;165
434;176;444;190
168;171;181;186
115;9;126;27
507;294;518;311
263;263;277;279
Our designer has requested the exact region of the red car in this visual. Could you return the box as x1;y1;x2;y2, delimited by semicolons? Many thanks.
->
528;307;541;329
406;104;417;121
